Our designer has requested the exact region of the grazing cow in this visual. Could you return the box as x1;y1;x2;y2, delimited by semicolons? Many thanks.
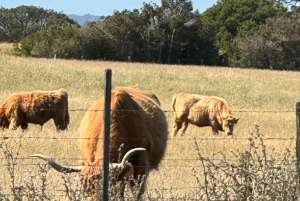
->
31;86;169;200
0;88;69;131
172;93;239;137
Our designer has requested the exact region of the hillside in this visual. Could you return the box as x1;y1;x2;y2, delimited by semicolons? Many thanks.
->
68;13;101;25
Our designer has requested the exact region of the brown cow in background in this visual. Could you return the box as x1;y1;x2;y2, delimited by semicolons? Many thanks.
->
172;93;239;137
31;86;169;200
0;88;69;131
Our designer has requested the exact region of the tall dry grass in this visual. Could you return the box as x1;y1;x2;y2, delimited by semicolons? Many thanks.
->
0;43;299;200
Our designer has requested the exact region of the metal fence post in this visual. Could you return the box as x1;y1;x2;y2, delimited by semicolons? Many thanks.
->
103;69;112;200
296;101;300;200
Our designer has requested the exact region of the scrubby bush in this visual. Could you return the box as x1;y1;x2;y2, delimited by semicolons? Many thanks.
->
193;125;297;200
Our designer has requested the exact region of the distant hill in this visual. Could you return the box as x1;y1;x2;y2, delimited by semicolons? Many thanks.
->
68;14;101;25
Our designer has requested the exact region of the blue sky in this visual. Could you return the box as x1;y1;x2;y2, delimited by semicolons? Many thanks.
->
0;0;217;16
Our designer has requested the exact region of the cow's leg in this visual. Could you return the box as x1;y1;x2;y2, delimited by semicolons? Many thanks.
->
181;121;189;136
172;119;183;137
9;118;22;130
211;121;219;135
9;119;17;130
53;116;66;131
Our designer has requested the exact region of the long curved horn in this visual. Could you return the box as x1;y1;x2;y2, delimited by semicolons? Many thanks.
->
30;154;82;173
31;148;146;172
111;147;146;169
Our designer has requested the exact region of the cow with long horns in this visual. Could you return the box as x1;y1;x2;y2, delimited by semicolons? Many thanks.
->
31;86;169;199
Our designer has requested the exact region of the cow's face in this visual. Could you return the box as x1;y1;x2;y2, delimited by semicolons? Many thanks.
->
222;115;239;135
81;164;102;193
81;162;134;193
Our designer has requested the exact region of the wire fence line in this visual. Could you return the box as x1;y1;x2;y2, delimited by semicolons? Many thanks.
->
70;109;296;113
0;107;297;198
9;160;294;168
0;137;294;169
0;135;295;140
0;107;297;113
0;137;295;167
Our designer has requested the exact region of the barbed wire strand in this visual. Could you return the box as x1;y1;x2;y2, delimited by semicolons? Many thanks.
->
0;107;296;113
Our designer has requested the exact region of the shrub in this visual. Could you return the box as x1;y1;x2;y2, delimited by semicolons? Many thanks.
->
193;124;297;200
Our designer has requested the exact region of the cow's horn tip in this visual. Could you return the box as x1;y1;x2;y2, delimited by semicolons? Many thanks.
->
30;154;49;159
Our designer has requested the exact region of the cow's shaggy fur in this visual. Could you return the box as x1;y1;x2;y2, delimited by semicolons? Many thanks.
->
78;86;169;199
0;88;69;130
172;93;239;136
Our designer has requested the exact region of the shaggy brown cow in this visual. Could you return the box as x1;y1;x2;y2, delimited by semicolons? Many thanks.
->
31;86;169;199
0;88;69;131
172;93;239;137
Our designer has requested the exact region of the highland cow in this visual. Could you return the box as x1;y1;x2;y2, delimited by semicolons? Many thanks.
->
0;88;69;131
31;86;169;199
172;93;239;136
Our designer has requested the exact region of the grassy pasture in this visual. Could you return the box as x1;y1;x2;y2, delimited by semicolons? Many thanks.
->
0;43;299;200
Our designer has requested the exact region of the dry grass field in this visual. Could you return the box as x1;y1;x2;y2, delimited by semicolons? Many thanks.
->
0;43;299;200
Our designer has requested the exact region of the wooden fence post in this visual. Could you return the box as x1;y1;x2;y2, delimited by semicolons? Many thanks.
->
103;69;112;200
296;101;300;200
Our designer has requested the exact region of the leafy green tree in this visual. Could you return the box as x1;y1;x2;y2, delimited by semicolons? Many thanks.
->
17;21;81;58
80;20;115;60
201;0;287;66
160;0;193;63
139;0;199;64
238;6;300;70
12;5;81;58
80;1;208;64
0;6;77;42
100;9;145;61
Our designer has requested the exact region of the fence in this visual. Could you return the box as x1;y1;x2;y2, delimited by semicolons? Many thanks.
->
0;107;297;200
296;101;300;201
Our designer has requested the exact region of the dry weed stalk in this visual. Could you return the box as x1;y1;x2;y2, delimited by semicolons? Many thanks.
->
193;124;297;201
23;163;52;200
0;133;55;200
62;173;89;200
0;133;24;201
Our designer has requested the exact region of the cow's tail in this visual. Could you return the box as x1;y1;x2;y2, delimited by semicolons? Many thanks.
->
171;94;181;123
171;94;178;113
171;94;181;137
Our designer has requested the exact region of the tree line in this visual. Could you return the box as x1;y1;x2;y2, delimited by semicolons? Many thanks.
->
1;0;300;70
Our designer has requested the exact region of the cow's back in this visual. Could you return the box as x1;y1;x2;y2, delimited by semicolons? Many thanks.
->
196;96;230;116
21;89;68;123
114;86;168;169
172;93;225;126
172;93;202;118
79;86;168;170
